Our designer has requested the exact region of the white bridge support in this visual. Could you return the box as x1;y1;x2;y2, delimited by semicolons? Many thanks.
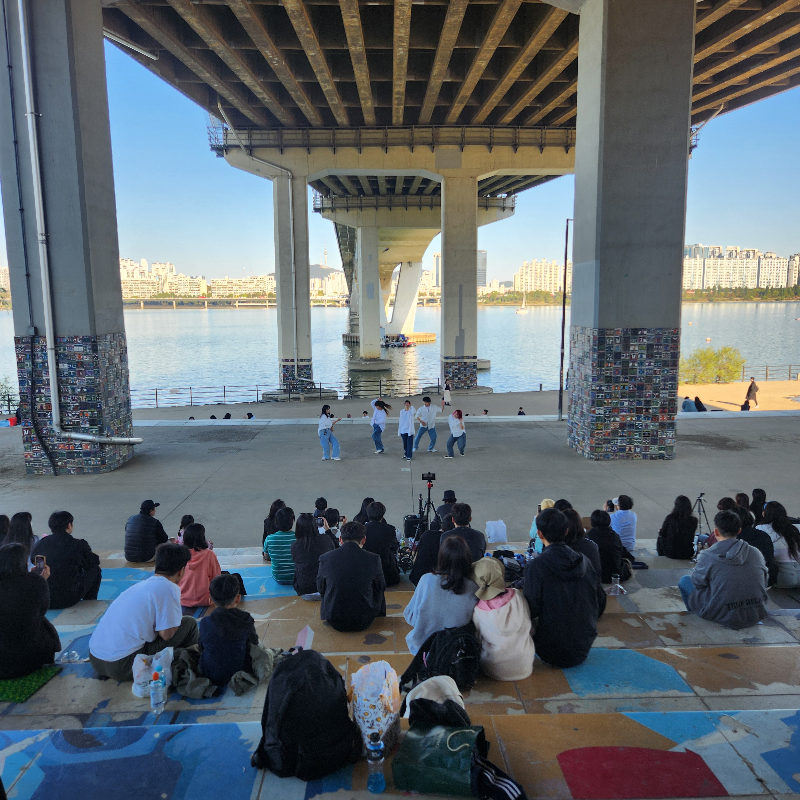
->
386;261;422;336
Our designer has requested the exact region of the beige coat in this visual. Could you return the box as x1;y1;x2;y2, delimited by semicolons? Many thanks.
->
472;588;535;681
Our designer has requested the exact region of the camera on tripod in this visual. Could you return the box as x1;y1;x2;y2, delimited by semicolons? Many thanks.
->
422;472;435;483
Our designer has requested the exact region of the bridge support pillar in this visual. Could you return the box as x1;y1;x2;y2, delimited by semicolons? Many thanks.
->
567;0;694;460
0;0;134;475
387;262;421;336
440;176;478;389
350;226;390;370
273;174;313;388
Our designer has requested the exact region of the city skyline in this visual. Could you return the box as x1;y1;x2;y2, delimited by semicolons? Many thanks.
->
0;43;797;285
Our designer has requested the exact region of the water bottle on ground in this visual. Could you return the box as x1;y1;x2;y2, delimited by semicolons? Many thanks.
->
607;574;622;595
366;731;385;794
149;671;165;715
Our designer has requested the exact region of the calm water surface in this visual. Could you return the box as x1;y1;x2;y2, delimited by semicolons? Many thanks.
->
0;302;798;394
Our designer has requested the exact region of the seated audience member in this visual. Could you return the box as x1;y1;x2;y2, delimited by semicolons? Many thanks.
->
436;490;457;521
124;500;168;563
609;495;637;552
681;396;697;412
199;574;258;687
586;510;631;583
322;508;343;549
0;543;61;679
440;503;486;562
4;512;40;570
528;499;555;545
749;488;767;525
656;496;698;560
563;508;601;577
317;521;386;632
757;501;800;588
291;512;334;597
178;523;221;610
32;511;101;609
735;493;753;518
553;499;573;513
523;508;606;668
262;499;286;549
353;496;375;525
314;497;327;519
472;556;534;681
264;507;296;586
694;396;707;412
679;511;768;629
176;515;194;546
733;505;777;585
364;502;400;587
0;515;9;543
89;544;199;681
404;536;478;655
410;514;454;586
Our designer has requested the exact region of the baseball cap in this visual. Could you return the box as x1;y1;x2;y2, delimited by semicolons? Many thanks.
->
140;500;160;512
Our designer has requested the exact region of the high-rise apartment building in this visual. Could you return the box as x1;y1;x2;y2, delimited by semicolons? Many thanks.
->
209;275;276;297
0;266;10;293
432;252;441;288
477;250;487;288
513;259;572;294
682;244;792;290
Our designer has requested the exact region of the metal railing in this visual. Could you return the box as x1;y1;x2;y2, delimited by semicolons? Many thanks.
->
129;377;442;408
741;365;800;382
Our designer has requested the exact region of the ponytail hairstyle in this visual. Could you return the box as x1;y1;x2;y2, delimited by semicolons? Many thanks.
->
763;501;800;560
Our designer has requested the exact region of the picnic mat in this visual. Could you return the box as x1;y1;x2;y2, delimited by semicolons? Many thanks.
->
0;665;62;703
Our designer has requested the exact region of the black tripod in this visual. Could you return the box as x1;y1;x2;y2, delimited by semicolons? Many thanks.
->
419;478;441;533
693;492;712;557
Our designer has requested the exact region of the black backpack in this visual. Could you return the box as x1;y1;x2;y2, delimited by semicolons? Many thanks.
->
400;622;482;692
251;649;361;781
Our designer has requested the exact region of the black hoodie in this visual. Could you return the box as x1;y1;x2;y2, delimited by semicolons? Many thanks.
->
523;542;606;668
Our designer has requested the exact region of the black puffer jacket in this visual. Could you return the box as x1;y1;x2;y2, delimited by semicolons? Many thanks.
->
124;512;168;562
523;542;606;668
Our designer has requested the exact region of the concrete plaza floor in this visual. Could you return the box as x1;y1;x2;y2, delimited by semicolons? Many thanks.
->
1;404;799;550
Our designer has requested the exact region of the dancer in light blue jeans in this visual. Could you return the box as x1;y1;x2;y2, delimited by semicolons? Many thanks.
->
413;395;443;452
318;405;341;460
370;397;391;454
445;410;466;458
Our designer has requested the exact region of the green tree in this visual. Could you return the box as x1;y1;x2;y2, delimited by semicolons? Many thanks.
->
680;345;745;384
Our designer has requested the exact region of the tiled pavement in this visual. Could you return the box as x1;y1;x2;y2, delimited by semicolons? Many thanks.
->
1;542;799;799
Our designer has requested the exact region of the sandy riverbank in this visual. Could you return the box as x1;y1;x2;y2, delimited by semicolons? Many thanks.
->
679;379;800;411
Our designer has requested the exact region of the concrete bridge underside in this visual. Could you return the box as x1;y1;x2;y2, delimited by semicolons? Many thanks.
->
2;0;799;473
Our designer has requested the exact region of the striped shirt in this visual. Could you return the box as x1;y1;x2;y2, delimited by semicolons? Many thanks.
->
266;530;296;585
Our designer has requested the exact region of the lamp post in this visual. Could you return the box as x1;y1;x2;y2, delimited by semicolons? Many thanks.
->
557;218;573;421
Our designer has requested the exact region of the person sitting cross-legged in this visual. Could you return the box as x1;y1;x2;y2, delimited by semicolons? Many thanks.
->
292;512;334;598
199;573;258;687
523;508;606;668
317;521;386;632
679;510;768;629
363;501;400;587
264;507;296;586
89;543;199;681
404;536;478;655
32;511;102;610
585;510;631;584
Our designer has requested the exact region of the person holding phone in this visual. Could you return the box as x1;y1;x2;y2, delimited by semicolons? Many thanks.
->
318;405;341;461
291;513;334;598
0;543;61;679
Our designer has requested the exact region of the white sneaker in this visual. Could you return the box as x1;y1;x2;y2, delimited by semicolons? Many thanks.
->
412;447;418;452
445;455;454;459
332;457;341;461
375;450;385;454
428;449;437;453
460;452;466;457
321;457;329;461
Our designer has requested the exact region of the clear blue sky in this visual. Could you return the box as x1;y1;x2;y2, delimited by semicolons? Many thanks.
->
1;42;798;283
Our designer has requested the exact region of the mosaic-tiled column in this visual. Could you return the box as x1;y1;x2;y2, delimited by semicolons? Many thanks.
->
443;357;478;390
279;359;314;392
568;327;679;460
16;334;134;475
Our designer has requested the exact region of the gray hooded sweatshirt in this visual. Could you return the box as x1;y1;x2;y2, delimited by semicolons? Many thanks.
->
688;538;768;629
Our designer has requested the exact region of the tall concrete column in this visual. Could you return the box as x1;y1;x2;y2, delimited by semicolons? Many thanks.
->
567;0;694;460
379;269;393;329
273;174;313;387
354;227;380;361
0;0;133;475
386;261;421;336
440;176;478;388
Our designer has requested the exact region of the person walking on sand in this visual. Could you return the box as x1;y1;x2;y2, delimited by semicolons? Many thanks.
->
318;405;341;461
398;399;416;461
370;398;392;454
745;377;759;409
443;381;452;406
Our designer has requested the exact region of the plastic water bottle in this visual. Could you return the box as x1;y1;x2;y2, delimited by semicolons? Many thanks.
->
366;732;385;794
149;671;165;715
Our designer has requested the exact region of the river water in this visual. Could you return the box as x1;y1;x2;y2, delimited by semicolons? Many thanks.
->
0;302;798;395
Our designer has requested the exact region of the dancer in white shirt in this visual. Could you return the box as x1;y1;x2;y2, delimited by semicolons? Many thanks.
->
370;398;391;454
318;405;341;461
398;400;416;460
445;410;466;458
413;396;443;453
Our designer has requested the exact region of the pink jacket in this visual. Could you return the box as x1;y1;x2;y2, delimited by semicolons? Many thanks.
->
178;547;221;607
473;588;535;681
